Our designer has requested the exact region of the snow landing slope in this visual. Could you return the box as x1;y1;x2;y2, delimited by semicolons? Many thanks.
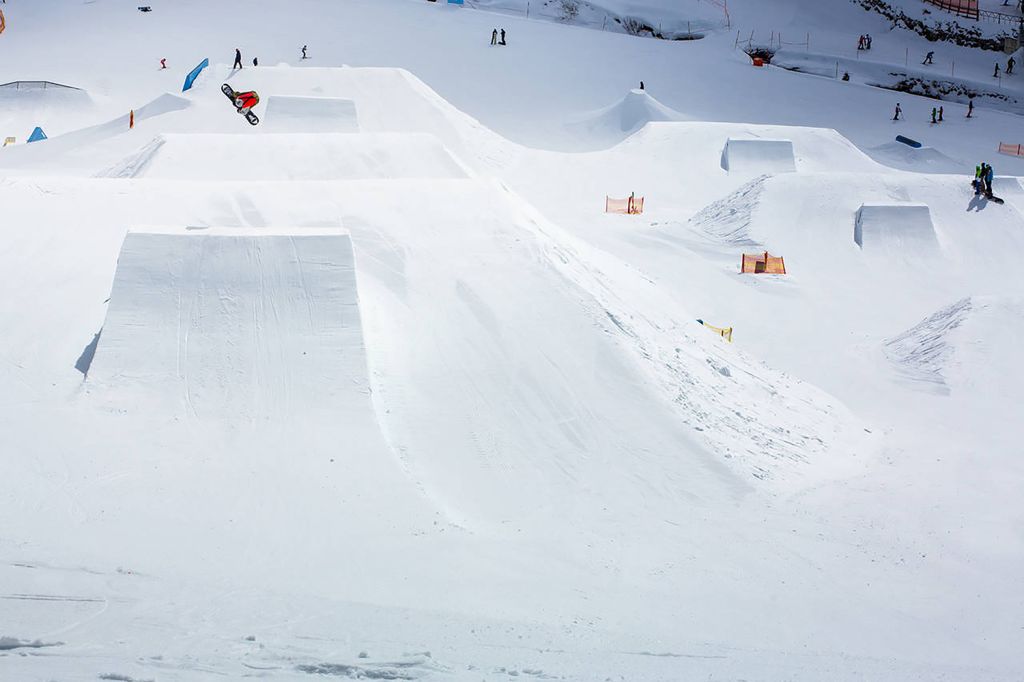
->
1;1;1023;680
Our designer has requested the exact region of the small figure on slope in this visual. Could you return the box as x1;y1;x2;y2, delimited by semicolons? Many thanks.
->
893;102;902;121
233;48;243;70
994;62;1001;78
301;45;308;60
1008;57;1015;75
923;51;934;65
491;28;497;46
967;98;974;118
221;83;260;125
500;28;506;45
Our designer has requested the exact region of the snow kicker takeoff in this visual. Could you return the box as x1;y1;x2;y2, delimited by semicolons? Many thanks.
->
222;84;260;125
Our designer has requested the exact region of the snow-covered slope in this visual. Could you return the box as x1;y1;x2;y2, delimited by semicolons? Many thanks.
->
1;0;1023;680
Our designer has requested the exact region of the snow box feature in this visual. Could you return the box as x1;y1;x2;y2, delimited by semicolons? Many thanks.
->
87;228;370;418
722;138;796;174
263;95;359;133
854;203;939;254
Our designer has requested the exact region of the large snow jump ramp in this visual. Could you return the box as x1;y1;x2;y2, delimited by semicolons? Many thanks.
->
722;138;796;174
263;95;359;133
105;132;468;180
87;228;369;418
854;203;939;255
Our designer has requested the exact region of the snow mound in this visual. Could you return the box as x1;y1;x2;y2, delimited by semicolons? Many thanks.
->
87;228;369;418
722;138;796;174
883;297;971;394
688;175;770;245
571;88;688;136
854;203;939;255
102;132;470;180
867;141;964;174
885;296;1024;399
263;95;359;133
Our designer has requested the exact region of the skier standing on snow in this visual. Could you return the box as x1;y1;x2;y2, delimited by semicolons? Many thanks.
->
858;35;865;50
491;28;497;45
500;28;506;45
994;62;1001;78
893;102;902;120
639;80;645;90
938;105;944;122
866;34;872;49
931;107;937;124
984;163;995;196
974;164;983;194
923;51;934;65
967;98;974;118
233;48;243;69
1008;57;1015;75
302;45;308;59
253;56;258;66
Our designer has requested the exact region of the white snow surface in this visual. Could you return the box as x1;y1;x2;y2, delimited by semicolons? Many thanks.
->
1;0;1023;680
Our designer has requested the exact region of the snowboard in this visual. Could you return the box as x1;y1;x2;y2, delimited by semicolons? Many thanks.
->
221;83;260;126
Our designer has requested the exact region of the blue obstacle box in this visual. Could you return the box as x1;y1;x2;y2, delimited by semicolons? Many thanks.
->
182;57;209;92
895;135;922;149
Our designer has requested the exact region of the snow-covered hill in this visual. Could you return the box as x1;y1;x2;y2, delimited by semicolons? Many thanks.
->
1;1;1022;680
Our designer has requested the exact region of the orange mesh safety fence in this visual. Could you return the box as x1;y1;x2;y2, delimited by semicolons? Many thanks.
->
998;143;1023;157
923;0;979;19
741;251;786;274
0;10;6;35
605;196;645;214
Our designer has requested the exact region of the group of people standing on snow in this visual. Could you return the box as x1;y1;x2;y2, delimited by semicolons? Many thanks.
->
857;34;872;50
892;97;977;121
490;28;507;46
974;162;995;197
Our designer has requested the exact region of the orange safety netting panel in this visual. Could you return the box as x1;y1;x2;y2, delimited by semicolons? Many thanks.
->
741;251;786;274
0;10;6;35
605;195;645;214
923;0;978;19
998;143;1024;157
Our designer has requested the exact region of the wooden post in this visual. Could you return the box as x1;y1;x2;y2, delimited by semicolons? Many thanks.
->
129;109;134;129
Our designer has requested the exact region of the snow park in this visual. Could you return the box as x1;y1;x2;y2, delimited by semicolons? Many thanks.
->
1;0;1024;678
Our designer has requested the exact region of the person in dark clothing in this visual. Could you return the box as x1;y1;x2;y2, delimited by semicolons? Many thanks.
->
252;57;258;66
893;103;902;120
931;107;937;124
1008;57;1015;75
994;62;1001;78
842;71;850;81
967;98;974;118
866;34;872;49
500;28;506;45
639;80;644;90
491;29;497;45
938;105;944;122
233;48;243;69
984;163;994;196
858;35;865;50
923;51;934;65
301;45;308;59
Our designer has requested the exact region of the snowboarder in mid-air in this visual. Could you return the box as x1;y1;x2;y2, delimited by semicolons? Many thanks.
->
233;48;243;69
221;83;260;125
